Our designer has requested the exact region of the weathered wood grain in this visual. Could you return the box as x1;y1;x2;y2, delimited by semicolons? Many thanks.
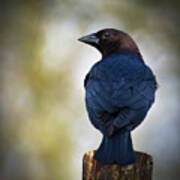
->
83;150;153;180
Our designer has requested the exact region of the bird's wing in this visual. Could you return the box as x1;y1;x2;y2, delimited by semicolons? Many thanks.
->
85;54;147;110
85;54;156;135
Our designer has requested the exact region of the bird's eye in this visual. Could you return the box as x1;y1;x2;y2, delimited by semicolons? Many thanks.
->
103;32;110;38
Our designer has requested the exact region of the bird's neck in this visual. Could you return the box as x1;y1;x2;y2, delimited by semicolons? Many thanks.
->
101;48;142;60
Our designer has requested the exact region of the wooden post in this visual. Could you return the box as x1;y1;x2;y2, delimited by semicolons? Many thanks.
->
83;150;153;180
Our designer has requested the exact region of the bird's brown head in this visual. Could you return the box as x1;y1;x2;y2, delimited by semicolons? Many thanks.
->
78;28;141;58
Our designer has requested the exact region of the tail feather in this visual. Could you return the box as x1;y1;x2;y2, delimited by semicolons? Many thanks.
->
94;130;136;165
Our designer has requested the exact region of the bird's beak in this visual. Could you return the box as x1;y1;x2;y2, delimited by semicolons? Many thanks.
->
78;33;99;45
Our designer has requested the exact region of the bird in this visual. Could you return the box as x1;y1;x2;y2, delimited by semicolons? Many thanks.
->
78;28;157;166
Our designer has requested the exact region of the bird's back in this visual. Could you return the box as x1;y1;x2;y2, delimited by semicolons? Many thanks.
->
85;53;156;107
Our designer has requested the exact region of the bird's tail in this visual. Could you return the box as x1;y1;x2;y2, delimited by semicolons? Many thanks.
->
94;130;136;165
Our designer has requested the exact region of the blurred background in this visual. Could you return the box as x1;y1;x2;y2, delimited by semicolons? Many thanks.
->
1;0;180;179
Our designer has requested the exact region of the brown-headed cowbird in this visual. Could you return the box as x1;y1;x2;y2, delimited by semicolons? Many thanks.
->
78;29;157;165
